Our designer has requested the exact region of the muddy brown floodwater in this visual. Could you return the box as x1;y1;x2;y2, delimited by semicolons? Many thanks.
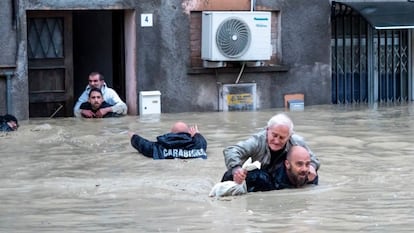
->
1;103;414;232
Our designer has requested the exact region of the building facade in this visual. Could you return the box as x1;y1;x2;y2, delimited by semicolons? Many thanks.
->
2;0;411;120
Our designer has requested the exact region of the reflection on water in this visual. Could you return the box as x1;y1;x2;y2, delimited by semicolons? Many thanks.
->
1;103;414;232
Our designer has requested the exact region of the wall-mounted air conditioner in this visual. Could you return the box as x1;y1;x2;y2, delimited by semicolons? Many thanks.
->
201;11;272;65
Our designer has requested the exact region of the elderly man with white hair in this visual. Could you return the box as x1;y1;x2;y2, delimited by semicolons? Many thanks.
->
220;113;320;192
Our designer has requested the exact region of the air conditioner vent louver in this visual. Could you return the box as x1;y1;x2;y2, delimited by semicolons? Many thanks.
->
216;18;251;58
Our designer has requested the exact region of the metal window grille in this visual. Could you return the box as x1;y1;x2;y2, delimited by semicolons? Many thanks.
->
331;2;409;104
27;17;64;59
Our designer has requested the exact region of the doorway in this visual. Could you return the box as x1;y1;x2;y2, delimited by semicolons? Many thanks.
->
73;10;126;104
27;10;127;117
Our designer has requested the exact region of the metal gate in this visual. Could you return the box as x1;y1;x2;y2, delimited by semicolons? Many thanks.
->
331;2;409;104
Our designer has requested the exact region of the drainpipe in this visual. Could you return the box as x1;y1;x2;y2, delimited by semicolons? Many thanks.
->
6;71;14;113
1;0;19;113
0;69;15;113
11;0;16;29
250;0;256;11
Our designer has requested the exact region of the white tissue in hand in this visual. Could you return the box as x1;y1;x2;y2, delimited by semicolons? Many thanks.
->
242;157;261;171
209;157;261;197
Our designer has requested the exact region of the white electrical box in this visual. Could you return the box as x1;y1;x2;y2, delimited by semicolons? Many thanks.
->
288;99;304;111
139;91;161;115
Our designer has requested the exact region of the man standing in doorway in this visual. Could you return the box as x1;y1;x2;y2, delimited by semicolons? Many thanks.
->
73;72;127;117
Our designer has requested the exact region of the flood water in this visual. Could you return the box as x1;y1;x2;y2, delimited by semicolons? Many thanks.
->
1;103;414;232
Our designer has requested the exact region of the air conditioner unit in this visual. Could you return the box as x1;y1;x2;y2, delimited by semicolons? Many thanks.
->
201;11;272;65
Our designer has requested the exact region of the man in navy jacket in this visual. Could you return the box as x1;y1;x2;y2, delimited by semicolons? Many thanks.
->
128;121;207;159
245;145;318;192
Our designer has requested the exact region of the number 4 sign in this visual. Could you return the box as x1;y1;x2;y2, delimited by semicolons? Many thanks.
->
141;13;153;27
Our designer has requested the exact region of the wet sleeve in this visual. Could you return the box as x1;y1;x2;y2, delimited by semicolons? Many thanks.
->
105;89;127;115
73;90;89;117
308;149;320;171
291;134;320;170
79;102;90;110
193;133;207;151
223;134;262;170
130;134;156;158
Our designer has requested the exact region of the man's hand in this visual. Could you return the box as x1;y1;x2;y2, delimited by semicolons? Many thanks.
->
81;109;95;118
232;167;247;184
308;165;317;182
95;107;112;118
128;131;135;139
188;124;199;137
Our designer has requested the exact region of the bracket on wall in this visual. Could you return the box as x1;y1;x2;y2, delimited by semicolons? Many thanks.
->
187;64;289;75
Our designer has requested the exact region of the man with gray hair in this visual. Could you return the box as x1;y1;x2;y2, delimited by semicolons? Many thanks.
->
221;113;320;192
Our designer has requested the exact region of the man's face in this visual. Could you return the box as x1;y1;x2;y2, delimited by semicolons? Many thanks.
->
285;147;311;187
88;74;104;89
266;124;290;151
89;91;103;110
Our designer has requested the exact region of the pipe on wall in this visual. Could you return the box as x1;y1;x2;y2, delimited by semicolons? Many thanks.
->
0;70;15;113
250;0;256;11
6;73;13;112
11;0;16;29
